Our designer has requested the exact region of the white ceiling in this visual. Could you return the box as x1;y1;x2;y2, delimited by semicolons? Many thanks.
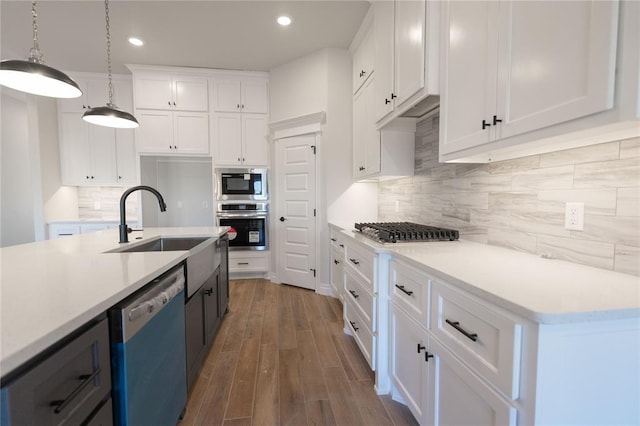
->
1;1;370;74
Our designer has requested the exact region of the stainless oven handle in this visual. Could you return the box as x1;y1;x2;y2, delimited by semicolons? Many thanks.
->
217;212;269;219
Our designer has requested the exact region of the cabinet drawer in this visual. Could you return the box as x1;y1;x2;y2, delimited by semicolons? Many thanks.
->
344;267;376;331
330;248;344;300
1;319;111;425
229;255;268;272
389;259;430;328
431;282;522;399
344;298;376;370
344;241;375;290
329;229;345;255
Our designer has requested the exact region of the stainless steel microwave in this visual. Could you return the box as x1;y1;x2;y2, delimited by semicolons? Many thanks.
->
215;168;268;201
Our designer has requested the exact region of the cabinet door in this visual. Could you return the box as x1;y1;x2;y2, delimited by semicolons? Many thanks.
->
363;77;381;176
241;79;269;113
212;78;242;112
218;236;229;315
173;76;209;111
185;290;206;390
353;26;374;94
134;73;173;110
88;125;117;185
439;1;499;155
394;0;426;106
58;77;106;113
495;0;618;140
374;0;395;121
353;83;367;179
115;130;137;185
390;304;431;425
204;269;221;345
59;113;95;186
113;79;134;113
135;110;173;153
432;339;517;426
174;112;209;155
212;113;243;165
242;114;268;166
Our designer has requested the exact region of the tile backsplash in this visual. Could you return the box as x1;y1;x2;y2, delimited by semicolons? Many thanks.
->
78;187;137;221
378;113;640;276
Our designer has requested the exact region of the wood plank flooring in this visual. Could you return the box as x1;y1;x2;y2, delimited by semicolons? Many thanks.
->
182;279;419;426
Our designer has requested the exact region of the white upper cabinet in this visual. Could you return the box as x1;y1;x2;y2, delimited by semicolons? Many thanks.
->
129;66;211;156
373;0;440;125
212;113;268;166
135;110;209;155
352;21;375;94
210;72;269;166
133;72;208;111
440;0;627;162
58;73;137;187
212;76;269;113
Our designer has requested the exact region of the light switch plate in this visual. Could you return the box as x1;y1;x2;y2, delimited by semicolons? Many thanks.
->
565;202;584;230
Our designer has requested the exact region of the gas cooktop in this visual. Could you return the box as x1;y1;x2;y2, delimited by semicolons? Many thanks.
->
354;222;459;243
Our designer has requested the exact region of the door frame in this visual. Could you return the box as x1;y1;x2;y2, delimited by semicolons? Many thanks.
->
269;112;325;292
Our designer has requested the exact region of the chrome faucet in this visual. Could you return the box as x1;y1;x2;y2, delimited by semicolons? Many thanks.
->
119;185;167;243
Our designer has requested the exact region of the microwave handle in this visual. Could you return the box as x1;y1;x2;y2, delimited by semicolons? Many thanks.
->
213;171;219;198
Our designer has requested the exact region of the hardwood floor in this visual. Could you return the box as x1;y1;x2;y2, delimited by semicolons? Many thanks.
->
182;279;419;426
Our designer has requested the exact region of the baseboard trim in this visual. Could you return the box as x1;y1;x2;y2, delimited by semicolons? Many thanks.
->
316;281;333;297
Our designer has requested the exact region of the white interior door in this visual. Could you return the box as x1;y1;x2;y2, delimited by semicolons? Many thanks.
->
275;135;316;290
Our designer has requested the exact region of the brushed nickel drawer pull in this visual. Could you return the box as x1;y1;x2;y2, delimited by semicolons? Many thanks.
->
445;319;478;342
349;258;360;265
348;289;359;299
349;320;359;332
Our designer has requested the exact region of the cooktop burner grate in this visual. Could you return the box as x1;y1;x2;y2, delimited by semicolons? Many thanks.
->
354;222;459;243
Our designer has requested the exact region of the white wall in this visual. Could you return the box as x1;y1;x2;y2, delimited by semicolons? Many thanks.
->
140;156;214;227
37;97;79;222
269;49;328;123
1;90;37;246
269;47;378;290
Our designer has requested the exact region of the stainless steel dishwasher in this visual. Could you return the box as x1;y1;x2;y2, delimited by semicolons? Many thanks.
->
109;264;187;426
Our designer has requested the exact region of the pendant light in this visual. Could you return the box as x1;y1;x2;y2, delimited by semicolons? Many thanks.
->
82;0;139;129
0;1;82;98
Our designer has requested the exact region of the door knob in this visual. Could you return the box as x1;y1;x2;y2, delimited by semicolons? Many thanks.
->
279;217;286;222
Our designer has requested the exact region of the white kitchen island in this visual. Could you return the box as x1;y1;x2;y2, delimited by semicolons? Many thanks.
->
330;223;640;425
0;227;229;378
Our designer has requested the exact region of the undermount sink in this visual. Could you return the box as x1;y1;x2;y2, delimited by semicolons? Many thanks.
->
115;237;211;253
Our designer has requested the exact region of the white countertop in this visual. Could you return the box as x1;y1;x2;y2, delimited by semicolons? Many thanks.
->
0;227;228;378
337;227;640;324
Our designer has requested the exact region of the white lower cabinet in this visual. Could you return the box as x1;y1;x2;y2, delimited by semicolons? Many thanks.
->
388;258;518;425
228;251;269;275
431;338;517;426
389;303;431;424
329;228;345;301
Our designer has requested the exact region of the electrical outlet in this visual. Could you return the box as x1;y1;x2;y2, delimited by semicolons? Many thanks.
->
177;201;183;209
565;202;584;230
395;200;400;212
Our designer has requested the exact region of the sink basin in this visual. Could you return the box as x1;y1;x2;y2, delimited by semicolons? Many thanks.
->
116;237;211;253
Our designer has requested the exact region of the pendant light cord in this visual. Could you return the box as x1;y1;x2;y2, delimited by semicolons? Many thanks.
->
105;0;114;106
29;1;43;64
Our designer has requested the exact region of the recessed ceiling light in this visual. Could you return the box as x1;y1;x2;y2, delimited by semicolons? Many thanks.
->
277;16;292;26
128;37;144;46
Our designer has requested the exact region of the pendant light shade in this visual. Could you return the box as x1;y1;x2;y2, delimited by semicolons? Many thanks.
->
0;2;82;98
0;60;82;98
82;0;139;129
82;105;139;128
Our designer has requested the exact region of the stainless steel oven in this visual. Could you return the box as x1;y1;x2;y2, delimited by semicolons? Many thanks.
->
216;203;268;251
215;168;268;201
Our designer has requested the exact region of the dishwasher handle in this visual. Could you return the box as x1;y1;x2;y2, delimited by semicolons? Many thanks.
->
117;266;185;343
128;274;184;322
